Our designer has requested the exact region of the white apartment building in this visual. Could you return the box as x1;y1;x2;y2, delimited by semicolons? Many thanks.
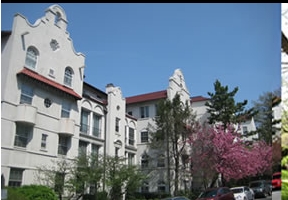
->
1;4;258;197
1;4;137;192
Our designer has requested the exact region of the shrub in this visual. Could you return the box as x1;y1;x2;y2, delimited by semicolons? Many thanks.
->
7;185;57;200
7;187;28;200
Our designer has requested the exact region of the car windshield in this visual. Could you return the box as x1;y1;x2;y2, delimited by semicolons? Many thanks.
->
231;188;243;194
250;182;262;187
199;189;217;197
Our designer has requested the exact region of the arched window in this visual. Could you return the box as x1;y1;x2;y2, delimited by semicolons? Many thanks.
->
25;46;38;69
64;67;73;87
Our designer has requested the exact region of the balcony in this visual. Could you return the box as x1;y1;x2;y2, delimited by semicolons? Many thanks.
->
15;104;37;125
58;118;75;136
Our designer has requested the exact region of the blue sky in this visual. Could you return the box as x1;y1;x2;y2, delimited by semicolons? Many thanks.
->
1;3;281;109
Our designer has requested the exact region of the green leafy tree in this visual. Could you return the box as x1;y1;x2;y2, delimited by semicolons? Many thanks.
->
35;158;72;200
35;153;105;200
69;152;104;199
149;93;197;196
252;88;280;145
104;155;146;200
205;79;256;130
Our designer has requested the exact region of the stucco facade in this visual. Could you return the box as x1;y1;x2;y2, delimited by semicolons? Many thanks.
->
2;4;259;197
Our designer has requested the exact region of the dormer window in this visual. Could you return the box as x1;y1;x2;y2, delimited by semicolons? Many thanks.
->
64;67;73;87
25;46;38;70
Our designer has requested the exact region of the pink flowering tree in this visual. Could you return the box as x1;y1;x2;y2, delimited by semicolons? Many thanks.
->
188;124;272;187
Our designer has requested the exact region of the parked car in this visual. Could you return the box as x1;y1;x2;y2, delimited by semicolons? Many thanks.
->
196;187;235;200
272;172;281;190
249;180;271;198
162;196;190;200
266;180;272;194
230;186;254;200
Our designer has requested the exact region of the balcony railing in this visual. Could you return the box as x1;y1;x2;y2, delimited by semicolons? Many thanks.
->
92;127;101;138
80;123;89;134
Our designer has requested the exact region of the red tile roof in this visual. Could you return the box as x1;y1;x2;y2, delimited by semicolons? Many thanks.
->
17;67;82;100
126;90;167;104
190;96;210;102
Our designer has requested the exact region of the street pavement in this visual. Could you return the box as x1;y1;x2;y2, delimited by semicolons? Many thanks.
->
270;190;280;200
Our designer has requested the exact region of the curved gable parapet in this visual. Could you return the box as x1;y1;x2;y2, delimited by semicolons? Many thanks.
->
169;68;190;94
47;4;67;23
14;13;44;28
66;36;86;58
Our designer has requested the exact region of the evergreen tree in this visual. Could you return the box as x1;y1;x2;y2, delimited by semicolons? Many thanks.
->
205;79;256;130
252;88;280;145
149;93;197;195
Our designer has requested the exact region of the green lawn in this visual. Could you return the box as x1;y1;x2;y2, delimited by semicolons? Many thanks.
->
282;169;288;200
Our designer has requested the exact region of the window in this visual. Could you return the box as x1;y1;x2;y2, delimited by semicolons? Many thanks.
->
44;98;52;108
157;181;166;193
64;67;73;87
128;153;134;165
80;109;90;134
61;102;71;118
115;118;120;132
20;84;33;104
41;134;48;149
141;131;149;143
91;144;100;168
141;155;149;169
128;127;135;146
78;141;88;156
141;182;149;193
242;126;248;135
128;111;133;116
92;114;101;137
115;147;119;157
9;168;24;187
157;155;165;168
91;144;99;157
58;136;69;155
140;106;149;118
14;123;32;148
155;104;159;116
25;46;38;69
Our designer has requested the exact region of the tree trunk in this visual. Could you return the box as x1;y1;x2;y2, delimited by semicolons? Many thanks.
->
174;157;179;196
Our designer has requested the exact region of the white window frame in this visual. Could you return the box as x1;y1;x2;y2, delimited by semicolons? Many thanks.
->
14;123;31;148
92;114;101;137
140;106;149;118
80;109;90;134
64;67;73;87
9;168;24;187
58;136;69;155
20;84;33;105
61;102;71;118
25;47;38;69
41;134;48;149
141;131;149;143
